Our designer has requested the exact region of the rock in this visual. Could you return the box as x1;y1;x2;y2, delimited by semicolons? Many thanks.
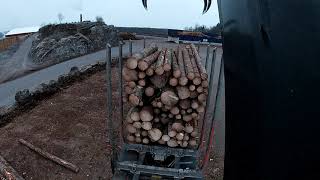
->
30;22;120;65
15;89;33;105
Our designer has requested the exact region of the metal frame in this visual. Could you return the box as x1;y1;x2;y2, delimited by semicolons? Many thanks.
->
106;40;222;179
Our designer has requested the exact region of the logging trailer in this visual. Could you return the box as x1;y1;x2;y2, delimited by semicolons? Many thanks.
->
105;40;222;179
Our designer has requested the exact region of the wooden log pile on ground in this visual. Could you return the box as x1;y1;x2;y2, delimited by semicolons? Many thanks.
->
122;44;208;148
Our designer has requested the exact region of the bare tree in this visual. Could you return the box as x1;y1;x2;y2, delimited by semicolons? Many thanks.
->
58;13;64;23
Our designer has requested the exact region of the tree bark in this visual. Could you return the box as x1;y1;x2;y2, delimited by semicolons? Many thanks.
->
138;50;161;71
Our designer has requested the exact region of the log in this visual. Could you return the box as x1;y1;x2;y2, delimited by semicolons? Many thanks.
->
189;139;197;147
127;135;135;142
180;110;186;115
176;132;184;141
175;114;182;120
185;123;194;133
163;49;172;72
170;106;180;115
172;121;184;132
191;100;200;109
122;67;138;82
161;135;170;142
148;128;162;142
158;139;166;145
172;52;181;78
0;155;24;180
179;99;191;110
189;85;196;91
19;139;79;173
138;50;161;71
191;120;199;138
177;47;188;86
138;79;146;87
198;93;207;103
201;80;209;88
168;123;177;138
145;86;155;97
182;48;195;80
189;50;202;85
133;122;142;129
140;106;154;122
146;63;155;76
181;141;188;148
197;106;205;113
142;122;152;130
128;81;136;88
125;86;134;94
190;91;199;99
190;44;208;80
167;139;178;147
154;117;160;123
129;107;140;121
183;115;193;122
135;130;141;137
126;124;137;134
135;137;142;143
160;90;179;107
126;44;158;69
183;134;190;141
187;108;193;114
169;78;178;87
168;113;174;118
150;71;170;88
176;86;190;100
138;71;146;79
155;49;166;75
128;86;144;106
142;138;150;144
197;86;204;93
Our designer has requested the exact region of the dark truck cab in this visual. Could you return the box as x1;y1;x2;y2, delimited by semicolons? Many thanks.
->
219;0;320;179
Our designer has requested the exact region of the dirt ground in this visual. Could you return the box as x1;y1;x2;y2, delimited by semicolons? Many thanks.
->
0;70;223;180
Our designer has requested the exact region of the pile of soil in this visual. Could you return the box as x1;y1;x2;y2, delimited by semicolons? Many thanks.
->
29;22;120;64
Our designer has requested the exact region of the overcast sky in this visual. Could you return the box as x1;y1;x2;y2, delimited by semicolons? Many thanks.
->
0;0;220;32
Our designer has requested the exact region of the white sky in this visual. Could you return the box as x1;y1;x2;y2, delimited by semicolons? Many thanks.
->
0;0;220;31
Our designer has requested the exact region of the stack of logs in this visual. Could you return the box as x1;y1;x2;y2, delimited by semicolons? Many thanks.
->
122;43;208;148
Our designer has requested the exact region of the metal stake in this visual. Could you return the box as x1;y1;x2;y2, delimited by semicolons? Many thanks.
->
199;47;219;151
205;45;210;70
209;47;217;83
118;41;124;144
106;43;116;159
129;39;133;56
143;36;146;48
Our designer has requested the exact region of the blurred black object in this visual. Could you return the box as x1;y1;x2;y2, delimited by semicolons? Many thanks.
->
219;0;320;179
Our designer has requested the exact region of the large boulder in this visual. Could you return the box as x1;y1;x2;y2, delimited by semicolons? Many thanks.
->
30;22;120;65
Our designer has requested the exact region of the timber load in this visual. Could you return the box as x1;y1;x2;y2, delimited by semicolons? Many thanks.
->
123;44;208;148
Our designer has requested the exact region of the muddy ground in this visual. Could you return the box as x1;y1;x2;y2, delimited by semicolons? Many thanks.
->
0;70;223;180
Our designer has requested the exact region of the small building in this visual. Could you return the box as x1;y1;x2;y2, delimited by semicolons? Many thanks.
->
5;26;40;38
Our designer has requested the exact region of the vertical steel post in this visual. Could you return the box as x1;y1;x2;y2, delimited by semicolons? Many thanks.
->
129;39;133;56
197;42;201;52
202;58;223;169
118;41;124;142
199;47;219;152
209;47;217;83
106;43;116;159
205;45;210;70
143;36;146;48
